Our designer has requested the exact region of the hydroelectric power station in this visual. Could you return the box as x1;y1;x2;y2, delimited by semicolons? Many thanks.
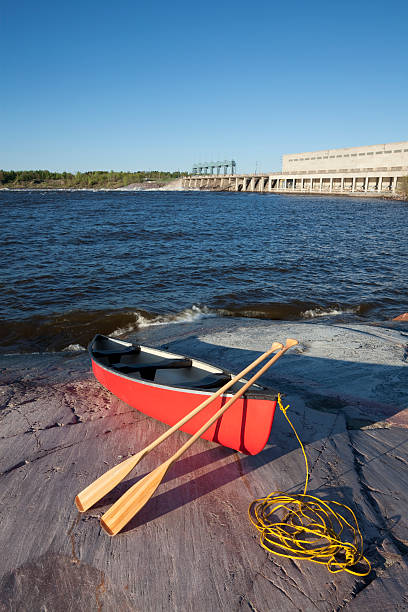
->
184;142;408;196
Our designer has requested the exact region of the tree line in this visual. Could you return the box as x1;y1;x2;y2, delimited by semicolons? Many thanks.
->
0;170;184;189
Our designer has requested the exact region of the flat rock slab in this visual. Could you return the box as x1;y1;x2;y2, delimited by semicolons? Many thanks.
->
1;319;407;611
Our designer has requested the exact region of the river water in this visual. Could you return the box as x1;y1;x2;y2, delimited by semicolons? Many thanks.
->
1;189;407;352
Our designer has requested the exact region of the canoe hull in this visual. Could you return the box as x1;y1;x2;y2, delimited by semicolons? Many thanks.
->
91;359;277;455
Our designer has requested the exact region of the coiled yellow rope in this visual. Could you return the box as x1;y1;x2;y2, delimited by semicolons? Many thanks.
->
249;394;371;576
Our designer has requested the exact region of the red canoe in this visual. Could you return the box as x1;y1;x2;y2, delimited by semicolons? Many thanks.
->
89;334;278;455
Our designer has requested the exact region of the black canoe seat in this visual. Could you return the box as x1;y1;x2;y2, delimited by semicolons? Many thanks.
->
112;358;193;380
93;345;141;364
180;372;232;390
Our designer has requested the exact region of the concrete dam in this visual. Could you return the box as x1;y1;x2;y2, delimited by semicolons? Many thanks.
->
183;141;408;196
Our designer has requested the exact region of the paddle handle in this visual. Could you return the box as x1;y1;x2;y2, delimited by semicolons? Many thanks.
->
170;339;298;464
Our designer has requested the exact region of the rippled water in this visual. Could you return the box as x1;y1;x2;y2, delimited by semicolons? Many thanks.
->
1;190;407;351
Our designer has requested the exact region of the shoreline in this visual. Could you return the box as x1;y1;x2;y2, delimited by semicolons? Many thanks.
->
1;306;407;355
1;185;406;201
1;316;407;609
0;178;185;192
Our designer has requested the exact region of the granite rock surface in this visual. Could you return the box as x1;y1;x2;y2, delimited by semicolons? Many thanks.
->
1;318;407;611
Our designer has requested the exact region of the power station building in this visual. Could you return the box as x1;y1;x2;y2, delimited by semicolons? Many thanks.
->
184;141;408;195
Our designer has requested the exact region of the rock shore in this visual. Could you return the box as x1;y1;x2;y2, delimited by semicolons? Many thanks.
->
1;318;407;611
116;178;184;191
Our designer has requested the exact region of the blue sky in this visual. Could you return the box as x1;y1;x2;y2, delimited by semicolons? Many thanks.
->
1;0;407;174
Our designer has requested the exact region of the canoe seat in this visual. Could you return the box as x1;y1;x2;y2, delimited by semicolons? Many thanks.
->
93;345;141;364
112;358;192;381
180;372;231;390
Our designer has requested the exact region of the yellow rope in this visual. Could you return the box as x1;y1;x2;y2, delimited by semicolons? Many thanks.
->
248;394;371;576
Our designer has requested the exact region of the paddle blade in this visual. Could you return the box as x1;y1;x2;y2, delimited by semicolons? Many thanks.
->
75;453;144;512
100;460;170;535
285;338;299;348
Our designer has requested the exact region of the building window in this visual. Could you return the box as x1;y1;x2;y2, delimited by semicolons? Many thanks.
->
367;152;374;155
351;154;357;157
343;154;349;157
336;155;342;158
376;151;384;154
394;150;402;153
329;156;335;158
359;153;365;156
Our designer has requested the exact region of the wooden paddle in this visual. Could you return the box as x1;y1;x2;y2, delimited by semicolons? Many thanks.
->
100;338;298;535
75;341;283;512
